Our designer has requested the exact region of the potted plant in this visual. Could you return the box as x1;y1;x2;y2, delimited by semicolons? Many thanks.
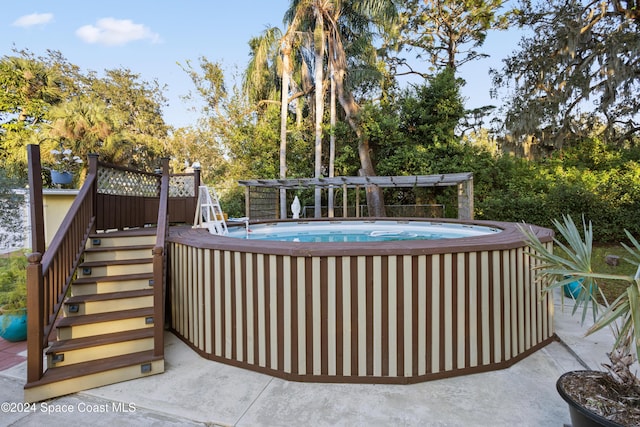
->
521;215;640;426
48;142;83;186
0;253;28;342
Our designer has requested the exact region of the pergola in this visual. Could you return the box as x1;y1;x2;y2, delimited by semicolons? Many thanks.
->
238;172;474;220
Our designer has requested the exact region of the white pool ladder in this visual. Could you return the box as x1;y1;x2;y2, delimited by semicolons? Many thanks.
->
194;185;228;235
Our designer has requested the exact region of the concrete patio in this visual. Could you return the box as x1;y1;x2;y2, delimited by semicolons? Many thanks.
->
0;295;618;426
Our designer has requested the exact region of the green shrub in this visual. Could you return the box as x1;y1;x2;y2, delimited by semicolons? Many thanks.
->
0;253;28;313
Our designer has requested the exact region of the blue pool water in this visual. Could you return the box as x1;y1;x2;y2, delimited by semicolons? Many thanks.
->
226;220;501;242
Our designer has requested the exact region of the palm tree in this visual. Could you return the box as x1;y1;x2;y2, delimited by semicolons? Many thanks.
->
284;1;329;217
45;98;123;166
244;27;289;217
244;28;283;107
324;0;397;216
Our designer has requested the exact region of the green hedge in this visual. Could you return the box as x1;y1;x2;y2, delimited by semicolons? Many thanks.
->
474;142;640;243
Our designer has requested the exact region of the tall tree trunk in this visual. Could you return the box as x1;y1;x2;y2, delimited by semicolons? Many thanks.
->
328;63;336;218
332;64;386;217
313;18;325;218
279;40;292;219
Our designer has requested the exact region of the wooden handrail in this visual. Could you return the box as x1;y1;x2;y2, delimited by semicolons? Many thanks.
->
26;147;197;385
26;149;99;384
152;158;170;357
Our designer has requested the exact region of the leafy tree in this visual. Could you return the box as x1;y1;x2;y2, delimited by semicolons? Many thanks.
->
0;170;25;250
164;125;228;184
0;52;64;176
180;57;290;183
492;0;640;148
89;69;168;168
0;50;169;178
396;0;510;73
368;69;465;175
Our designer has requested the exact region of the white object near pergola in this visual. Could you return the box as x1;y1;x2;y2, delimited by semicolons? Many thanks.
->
238;172;474;220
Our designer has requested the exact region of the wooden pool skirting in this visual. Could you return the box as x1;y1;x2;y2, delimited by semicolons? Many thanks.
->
167;219;555;384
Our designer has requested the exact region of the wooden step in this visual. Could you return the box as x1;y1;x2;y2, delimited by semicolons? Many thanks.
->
88;229;157;248
24;350;164;403
46;329;155;367
64;289;154;316
92;228;157;237
83;244;155;262
79;258;153;278
72;273;154;295
56;307;156;340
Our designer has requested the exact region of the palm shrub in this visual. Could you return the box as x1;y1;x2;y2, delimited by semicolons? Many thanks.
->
520;215;640;387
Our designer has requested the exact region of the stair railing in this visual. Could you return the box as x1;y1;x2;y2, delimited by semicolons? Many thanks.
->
152;158;170;357
25;147;200;385
26;147;98;384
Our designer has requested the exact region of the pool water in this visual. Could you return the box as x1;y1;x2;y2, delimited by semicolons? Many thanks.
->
226;220;501;242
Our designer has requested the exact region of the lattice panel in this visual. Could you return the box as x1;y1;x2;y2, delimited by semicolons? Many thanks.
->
170;175;195;197
249;187;279;220
97;167;160;197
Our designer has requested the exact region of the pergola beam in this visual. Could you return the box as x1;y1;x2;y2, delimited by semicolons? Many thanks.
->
238;173;474;220
238;173;473;189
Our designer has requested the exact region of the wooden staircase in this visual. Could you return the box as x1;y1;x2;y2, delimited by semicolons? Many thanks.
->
24;228;165;402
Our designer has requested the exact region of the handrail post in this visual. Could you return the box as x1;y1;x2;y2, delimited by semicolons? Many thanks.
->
26;253;44;383
88;153;99;230
153;157;170;358
27;145;45;255
193;164;201;193
26;144;45;384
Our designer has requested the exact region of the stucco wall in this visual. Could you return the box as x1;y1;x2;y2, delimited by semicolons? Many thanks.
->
42;190;79;247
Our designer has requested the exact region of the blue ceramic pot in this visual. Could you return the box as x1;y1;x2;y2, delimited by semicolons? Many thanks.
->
0;310;27;342
50;170;73;185
563;277;591;299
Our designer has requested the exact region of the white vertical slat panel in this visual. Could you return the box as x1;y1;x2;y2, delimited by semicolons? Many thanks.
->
430;254;440;374
213;250;222;357
417;255;427;375
387;256;397;377
283;256;292;373
297;257;306;375
456;253;466;369
269;255;278;370
256;254;266;367
373;256;382;377
246;253;254;364
357;256;367;377
468;252;478;367
404;255;413;376
235;251;244;361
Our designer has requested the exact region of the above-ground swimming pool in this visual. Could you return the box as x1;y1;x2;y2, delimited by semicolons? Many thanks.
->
168;218;555;384
226;220;502;242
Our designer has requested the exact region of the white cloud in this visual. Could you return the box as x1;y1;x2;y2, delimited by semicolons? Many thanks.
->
12;13;54;28
75;18;161;46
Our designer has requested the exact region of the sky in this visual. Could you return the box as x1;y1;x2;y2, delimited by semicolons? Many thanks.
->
1;1;520;129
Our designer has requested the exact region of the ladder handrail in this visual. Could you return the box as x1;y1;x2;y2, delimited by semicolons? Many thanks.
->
193;185;228;235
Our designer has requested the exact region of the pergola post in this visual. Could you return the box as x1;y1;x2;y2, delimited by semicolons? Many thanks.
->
280;188;287;219
342;183;348;218
457;177;474;220
245;186;251;218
